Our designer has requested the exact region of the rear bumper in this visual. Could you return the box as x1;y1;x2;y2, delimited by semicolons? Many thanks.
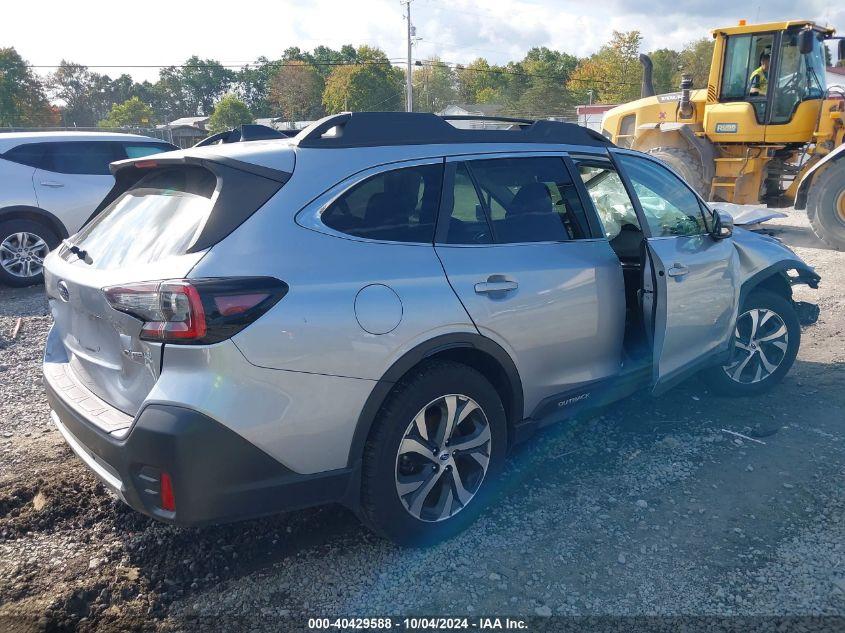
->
45;379;357;526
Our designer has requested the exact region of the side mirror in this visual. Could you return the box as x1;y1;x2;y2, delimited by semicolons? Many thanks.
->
712;209;734;239
798;29;815;55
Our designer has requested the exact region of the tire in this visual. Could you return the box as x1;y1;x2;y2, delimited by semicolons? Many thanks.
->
807;159;845;251
359;360;508;546
702;290;800;397
0;218;59;287
648;147;709;198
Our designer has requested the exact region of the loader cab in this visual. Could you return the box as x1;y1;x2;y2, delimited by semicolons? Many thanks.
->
708;22;831;143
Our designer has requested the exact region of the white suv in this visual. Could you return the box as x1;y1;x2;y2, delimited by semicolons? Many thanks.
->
0;132;176;286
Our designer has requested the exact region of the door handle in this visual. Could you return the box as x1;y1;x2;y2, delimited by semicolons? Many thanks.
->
667;263;689;278
40;181;64;188
474;279;518;294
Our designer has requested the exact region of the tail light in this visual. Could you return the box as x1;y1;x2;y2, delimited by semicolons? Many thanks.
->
104;277;288;344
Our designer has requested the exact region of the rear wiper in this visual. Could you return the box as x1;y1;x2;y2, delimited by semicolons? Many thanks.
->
62;239;93;265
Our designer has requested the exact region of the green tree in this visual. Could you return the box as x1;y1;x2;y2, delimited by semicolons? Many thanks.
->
412;58;456;112
515;47;580;116
677;37;715;90
99;96;155;128
0;47;55;126
566;31;643;104
49;61;107;126
269;60;324;121
207;94;252;132
455;58;508;104
649;48;681;94
179;57;236;115
237;57;283;117
322;46;403;113
154;57;235;118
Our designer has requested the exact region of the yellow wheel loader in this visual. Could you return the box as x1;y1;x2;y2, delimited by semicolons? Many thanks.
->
602;20;845;249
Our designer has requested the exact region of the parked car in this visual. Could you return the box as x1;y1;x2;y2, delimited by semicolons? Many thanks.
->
0;132;177;286
42;113;819;545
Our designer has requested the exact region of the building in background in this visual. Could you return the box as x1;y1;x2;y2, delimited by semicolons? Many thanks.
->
438;104;508;128
576;104;616;132
156;116;210;148
827;65;845;89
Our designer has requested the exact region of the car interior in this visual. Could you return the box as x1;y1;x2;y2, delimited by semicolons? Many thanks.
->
575;159;652;366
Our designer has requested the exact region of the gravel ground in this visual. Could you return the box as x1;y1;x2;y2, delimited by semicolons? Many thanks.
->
0;208;843;632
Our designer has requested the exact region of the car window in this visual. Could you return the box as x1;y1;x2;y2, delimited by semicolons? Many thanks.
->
123;143;174;159
573;159;640;239
444;163;492;244
2;142;50;169
46;142;120;176
450;156;588;244
73;166;217;269
615;154;707;237
321;164;443;243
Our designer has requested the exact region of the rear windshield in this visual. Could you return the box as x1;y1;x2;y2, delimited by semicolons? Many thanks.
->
72;166;217;269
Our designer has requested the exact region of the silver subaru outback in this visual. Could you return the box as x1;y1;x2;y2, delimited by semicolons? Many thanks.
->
42;112;820;545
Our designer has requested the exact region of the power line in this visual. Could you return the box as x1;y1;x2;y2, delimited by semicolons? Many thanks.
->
28;60;407;69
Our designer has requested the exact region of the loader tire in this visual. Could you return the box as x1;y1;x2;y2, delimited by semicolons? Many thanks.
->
648;147;709;198
807;159;845;251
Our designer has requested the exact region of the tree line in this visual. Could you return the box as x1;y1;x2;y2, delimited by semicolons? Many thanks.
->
0;33;715;132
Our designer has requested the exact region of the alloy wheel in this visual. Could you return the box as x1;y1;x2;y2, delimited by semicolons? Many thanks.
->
0;232;49;278
395;394;492;522
722;308;789;384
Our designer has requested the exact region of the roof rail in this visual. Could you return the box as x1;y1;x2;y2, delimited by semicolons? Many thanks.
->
194;124;288;147
293;112;612;149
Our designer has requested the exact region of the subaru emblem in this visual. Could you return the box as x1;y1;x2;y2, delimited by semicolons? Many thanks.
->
57;280;70;302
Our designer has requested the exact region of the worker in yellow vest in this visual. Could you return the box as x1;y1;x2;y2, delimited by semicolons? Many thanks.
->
749;52;770;96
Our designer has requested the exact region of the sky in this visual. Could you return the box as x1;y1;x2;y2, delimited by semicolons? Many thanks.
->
5;0;844;83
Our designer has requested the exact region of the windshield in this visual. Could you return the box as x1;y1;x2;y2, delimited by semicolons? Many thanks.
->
71;166;217;269
771;30;827;123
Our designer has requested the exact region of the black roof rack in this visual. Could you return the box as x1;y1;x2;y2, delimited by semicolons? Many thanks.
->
293;112;612;149
194;124;292;147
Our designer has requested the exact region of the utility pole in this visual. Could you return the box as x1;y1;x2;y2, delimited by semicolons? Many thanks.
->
402;0;414;112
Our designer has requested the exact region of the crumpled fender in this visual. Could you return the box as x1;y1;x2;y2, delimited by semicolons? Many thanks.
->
730;228;820;304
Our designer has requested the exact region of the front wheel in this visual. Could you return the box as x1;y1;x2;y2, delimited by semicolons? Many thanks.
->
0;219;59;287
359;361;507;546
702;290;800;396
808;159;845;251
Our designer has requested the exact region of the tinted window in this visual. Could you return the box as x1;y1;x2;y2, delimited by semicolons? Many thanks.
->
124;143;175;159
321;164;443;243
73;166;217;269
616;154;707;237
446;157;589;245
445;163;492;244
574;159;641;239
48;142;120;175
3;143;50;169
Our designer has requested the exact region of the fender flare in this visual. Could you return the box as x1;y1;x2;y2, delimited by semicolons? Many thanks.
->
795;143;845;210
345;333;523;470
739;259;820;307
0;205;69;240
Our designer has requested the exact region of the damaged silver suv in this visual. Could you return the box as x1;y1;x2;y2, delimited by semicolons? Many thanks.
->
42;112;820;545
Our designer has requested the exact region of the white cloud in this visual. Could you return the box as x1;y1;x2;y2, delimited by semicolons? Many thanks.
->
6;0;842;83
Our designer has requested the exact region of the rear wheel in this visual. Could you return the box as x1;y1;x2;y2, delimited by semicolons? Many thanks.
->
702;290;800;397
0;219;59;287
648;147;709;198
360;361;507;546
808;160;845;251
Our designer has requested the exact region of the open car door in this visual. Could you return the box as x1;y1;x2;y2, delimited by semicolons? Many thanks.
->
613;151;741;394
